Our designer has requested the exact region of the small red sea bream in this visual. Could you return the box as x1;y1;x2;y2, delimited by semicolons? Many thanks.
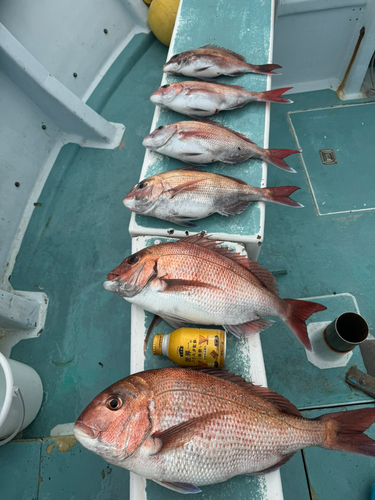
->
151;81;293;117
124;168;303;226
142;120;299;172
74;367;375;494
103;233;325;350
163;45;281;79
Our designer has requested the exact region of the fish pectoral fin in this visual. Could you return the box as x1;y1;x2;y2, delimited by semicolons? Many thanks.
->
253;453;297;475
160;313;188;330
224;318;274;338
186;105;211;114
181;152;204;158
195;65;213;72
152;412;228;454
160;278;219;293
218;200;252;216
152;479;202;494
164;178;207;198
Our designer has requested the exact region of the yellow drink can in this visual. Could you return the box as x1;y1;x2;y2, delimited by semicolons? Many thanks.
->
152;328;226;368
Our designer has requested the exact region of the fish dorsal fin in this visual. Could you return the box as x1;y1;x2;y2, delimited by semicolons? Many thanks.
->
152;411;228;453
214;172;248;185
195;369;301;417
200;119;255;144
200;45;246;62
179;166;248;186
178;232;251;268
246;260;279;295
215;82;246;91
180;165;200;171
188;82;245;92
178;233;278;294
189;81;245;91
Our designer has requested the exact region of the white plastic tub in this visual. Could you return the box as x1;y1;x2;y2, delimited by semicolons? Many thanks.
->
0;352;43;445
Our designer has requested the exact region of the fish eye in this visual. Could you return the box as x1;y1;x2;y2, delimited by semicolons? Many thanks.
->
127;254;140;265
157;125;164;130
106;396;123;411
138;182;147;189
161;84;170;89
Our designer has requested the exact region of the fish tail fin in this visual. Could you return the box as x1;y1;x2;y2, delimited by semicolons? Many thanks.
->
261;186;303;208
263;149;300;173
284;299;327;350
252;63;282;75
317;408;375;456
257;87;293;103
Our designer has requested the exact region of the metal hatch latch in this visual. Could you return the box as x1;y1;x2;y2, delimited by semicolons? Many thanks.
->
319;149;338;165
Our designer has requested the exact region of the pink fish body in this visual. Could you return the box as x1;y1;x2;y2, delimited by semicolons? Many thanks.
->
151;81;293;117
74;367;375;494
142;120;299;172
163;45;281;79
103;233;325;350
124;168;303;226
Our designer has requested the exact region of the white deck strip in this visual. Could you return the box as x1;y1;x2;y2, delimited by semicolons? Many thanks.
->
129;235;282;500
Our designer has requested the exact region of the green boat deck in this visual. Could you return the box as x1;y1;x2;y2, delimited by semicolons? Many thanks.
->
1;27;375;500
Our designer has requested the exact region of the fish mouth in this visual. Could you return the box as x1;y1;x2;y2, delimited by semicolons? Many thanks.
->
142;127;177;151
150;93;163;105
104;263;147;298
163;61;183;74
74;421;99;440
162;63;177;75
123;186;156;212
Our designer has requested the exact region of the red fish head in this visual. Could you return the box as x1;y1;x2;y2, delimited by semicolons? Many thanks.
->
123;176;163;214
142;123;178;151
74;376;154;463
150;83;183;106
163;52;185;74
103;246;158;298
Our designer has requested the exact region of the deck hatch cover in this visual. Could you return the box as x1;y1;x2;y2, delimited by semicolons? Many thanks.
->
319;149;337;165
289;102;375;215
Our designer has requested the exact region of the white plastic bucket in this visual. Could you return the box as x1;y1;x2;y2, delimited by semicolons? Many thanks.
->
0;352;43;445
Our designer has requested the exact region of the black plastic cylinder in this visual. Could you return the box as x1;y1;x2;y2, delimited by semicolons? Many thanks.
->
324;312;369;352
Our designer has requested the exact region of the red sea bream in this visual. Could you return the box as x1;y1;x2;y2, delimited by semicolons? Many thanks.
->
151;81;293;117
163;45;282;79
142;120;299;172
103;233;325;350
74;367;375;494
123;168;303;226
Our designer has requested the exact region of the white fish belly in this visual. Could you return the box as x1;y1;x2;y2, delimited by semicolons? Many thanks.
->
125;283;265;327
152;197;214;222
157;135;217;164
169;94;219;116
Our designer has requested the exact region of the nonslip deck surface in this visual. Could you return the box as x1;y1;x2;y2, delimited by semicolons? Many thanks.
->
1;33;375;500
289;102;375;215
